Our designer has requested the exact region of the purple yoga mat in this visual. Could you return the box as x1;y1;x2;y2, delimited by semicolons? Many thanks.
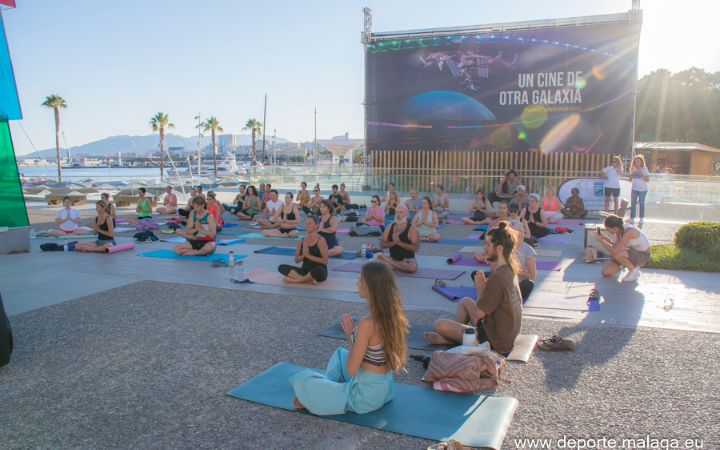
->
466;234;484;240
336;228;350;234
446;252;561;271
538;235;565;244
556;220;584;226
446;252;485;267
432;284;477;301
445;219;464;225
333;261;465;280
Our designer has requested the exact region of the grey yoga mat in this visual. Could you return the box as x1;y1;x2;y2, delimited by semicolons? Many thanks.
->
333;261;465;280
227;362;517;450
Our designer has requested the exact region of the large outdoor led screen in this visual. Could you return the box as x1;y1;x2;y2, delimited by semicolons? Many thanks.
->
365;16;642;153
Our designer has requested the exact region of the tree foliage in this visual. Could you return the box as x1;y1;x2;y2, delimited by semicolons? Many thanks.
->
635;68;720;147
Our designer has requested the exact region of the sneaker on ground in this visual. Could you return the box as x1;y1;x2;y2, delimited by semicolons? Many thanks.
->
622;267;641;282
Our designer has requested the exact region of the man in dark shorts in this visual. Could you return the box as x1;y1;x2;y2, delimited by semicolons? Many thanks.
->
424;222;523;356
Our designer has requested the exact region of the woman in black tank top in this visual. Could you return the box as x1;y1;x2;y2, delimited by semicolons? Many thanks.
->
76;200;116;253
377;205;420;273
521;194;550;240
278;216;329;283
263;192;300;238
317;200;344;257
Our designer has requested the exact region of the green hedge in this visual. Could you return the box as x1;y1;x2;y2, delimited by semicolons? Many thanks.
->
648;244;720;272
674;222;720;254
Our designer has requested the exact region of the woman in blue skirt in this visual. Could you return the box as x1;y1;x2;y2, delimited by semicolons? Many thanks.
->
290;261;408;415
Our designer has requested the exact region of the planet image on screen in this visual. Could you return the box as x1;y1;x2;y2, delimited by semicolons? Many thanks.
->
402;90;496;124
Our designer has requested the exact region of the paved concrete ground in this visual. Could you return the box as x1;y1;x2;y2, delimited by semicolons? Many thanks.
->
1;282;718;449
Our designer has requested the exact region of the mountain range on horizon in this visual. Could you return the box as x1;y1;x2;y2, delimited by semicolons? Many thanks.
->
19;133;293;159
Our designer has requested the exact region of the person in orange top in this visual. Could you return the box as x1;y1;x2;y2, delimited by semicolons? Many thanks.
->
205;191;225;232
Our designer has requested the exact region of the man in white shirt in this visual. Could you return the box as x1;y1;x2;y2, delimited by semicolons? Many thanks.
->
255;190;284;228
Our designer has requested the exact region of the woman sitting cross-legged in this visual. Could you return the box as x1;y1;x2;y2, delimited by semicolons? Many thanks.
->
278;215;329;284
411;196;440;242
173;196;217;256
234;185;262;221
462;189;494;225
358;195;385;228
520;193;550;242
290;261;408;415
541;185;564;224
317;200;344;257
262;192;300;238
48;196;93;236
75;200;116;253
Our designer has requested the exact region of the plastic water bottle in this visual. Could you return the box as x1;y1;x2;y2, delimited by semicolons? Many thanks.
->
29;228;37;239
365;242;373;258
462;328;476;346
360;243;367;257
228;251;235;266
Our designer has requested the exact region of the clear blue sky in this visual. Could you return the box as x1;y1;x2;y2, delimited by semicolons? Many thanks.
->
3;0;719;154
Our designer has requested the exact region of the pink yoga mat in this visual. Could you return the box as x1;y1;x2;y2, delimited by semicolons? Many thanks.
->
106;242;135;254
116;218;129;224
336;228;350;234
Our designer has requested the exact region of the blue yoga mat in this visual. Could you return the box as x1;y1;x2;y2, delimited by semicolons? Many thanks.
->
218;229;248;235
432;284;478;302
227;362;517;449
138;249;246;263
254;246;357;260
473;225;488;231
218;238;246;246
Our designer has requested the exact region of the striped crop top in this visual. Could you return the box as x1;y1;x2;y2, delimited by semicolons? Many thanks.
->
351;327;386;366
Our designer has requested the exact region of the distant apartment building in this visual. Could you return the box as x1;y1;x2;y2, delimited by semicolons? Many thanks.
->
218;134;237;151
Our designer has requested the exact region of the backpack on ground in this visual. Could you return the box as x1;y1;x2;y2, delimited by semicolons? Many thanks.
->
423;348;506;393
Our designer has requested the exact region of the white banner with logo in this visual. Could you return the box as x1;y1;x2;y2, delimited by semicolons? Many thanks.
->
558;178;632;211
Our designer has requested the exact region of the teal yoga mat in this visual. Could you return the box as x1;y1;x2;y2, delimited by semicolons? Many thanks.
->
227;362;517;449
138;249;246;263
158;237;246;246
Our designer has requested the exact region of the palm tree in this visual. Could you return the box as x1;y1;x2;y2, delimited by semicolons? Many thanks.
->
41;95;67;181
202;116;224;177
243;119;263;165
149;112;175;180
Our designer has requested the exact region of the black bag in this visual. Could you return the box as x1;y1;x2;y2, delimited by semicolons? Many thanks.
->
133;231;158;242
0;292;13;368
40;243;64;252
472;210;486;221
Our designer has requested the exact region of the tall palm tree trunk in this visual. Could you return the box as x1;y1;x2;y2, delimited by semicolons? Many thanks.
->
54;107;62;181
251;130;257;165
159;128;165;180
212;129;217;177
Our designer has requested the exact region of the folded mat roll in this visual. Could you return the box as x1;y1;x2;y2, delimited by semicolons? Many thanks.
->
227;362;517;450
